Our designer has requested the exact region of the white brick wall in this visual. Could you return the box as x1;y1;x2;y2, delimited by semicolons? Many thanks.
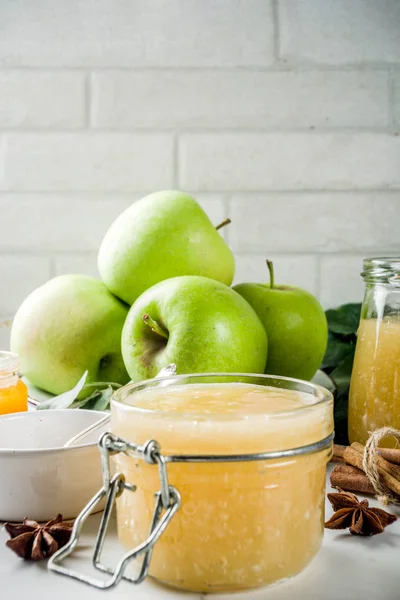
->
0;72;86;129
393;74;400;127
2;133;174;191
179;133;400;191
319;255;367;309
0;0;274;67
1;0;400;341
280;0;400;65
0;255;50;315
92;71;389;129
228;193;400;253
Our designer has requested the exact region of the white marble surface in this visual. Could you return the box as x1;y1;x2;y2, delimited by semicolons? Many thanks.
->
1;468;400;600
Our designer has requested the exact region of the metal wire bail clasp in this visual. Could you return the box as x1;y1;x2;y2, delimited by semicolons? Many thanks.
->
47;431;181;589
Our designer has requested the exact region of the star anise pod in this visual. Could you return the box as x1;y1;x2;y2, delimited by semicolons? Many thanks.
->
4;514;74;560
325;489;397;536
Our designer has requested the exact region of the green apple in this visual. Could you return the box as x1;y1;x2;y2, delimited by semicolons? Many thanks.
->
121;275;268;380
98;190;235;305
233;261;327;381
10;275;130;395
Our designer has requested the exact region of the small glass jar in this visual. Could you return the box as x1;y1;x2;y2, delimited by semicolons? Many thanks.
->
0;351;28;415
348;257;400;446
111;373;333;593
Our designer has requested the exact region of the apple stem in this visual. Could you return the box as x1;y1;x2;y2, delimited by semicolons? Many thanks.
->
215;218;231;231
142;314;169;339
266;259;274;289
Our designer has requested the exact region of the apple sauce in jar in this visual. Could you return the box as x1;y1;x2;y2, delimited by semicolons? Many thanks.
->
111;374;333;592
348;258;400;446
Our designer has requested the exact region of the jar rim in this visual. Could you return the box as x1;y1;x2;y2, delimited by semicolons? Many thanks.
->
0;351;19;376
111;372;333;420
362;257;400;284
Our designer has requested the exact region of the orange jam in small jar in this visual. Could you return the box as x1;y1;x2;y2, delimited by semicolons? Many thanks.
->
0;351;28;415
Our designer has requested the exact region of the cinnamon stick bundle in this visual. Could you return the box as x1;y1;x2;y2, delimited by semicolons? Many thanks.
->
333;444;400;465
330;443;400;501
330;444;345;463
330;463;375;495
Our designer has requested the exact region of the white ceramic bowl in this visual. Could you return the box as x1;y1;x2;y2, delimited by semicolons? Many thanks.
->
0;409;108;522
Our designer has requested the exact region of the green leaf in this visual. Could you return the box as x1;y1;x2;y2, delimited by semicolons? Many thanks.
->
329;353;355;396
326;303;361;336
78;386;114;411
69;389;102;409
321;333;355;370
333;391;350;445
334;391;349;423
37;371;88;410
81;380;123;392
36;376;121;411
91;388;113;411
319;302;362;446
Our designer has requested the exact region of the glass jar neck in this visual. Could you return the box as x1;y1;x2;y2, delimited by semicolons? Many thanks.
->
0;351;20;389
362;257;400;286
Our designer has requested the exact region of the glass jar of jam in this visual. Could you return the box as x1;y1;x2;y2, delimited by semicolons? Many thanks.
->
0;351;28;415
111;373;333;592
348;257;400;445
